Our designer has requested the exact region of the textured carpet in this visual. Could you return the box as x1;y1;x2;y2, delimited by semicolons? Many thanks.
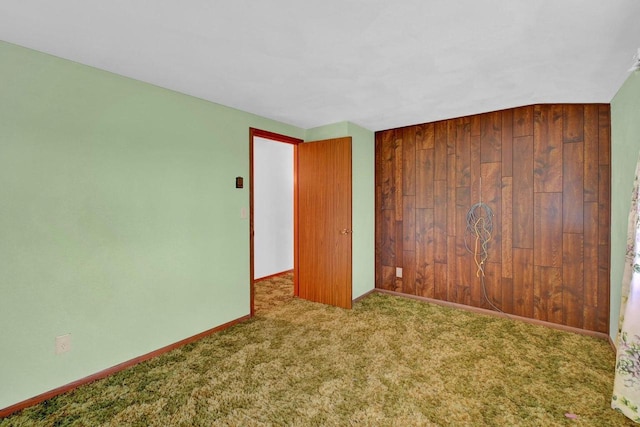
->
1;273;632;426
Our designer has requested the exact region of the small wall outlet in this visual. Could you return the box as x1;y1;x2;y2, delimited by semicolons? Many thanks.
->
396;267;403;278
55;334;71;354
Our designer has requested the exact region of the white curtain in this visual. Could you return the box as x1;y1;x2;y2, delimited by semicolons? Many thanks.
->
612;154;640;423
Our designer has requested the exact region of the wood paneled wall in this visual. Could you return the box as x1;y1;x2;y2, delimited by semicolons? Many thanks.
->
375;104;611;333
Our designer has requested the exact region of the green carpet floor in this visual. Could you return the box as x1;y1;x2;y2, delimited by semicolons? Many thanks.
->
1;273;632;426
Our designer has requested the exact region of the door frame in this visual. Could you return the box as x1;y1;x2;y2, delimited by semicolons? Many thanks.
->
249;128;302;317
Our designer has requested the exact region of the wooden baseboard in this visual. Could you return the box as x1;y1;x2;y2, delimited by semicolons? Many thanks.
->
254;269;294;282
353;288;377;304
374;289;611;344
0;314;250;419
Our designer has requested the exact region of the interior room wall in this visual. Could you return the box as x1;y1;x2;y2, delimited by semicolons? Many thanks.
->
0;41;306;410
610;70;640;341
253;137;294;278
375;104;611;333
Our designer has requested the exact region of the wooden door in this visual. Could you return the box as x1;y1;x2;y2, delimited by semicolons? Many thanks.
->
297;137;352;309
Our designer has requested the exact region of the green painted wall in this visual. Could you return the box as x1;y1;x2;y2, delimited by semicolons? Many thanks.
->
347;123;376;299
610;70;640;340
305;123;376;299
305;122;350;141
0;41;306;409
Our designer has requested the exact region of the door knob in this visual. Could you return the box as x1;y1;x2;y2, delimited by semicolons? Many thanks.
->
339;229;353;235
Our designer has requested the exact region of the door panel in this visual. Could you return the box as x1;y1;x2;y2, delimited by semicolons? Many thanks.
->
298;137;352;309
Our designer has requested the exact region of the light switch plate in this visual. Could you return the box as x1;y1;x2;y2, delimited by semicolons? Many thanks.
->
55;334;71;354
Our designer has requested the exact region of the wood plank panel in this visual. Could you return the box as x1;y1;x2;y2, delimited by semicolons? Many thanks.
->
482;262;502;310
534;192;562;268
447;120;457;155
532;104;548;192
563;142;584;233
434;121;448;180
375;146;382;263
597;106;611;339
598;241;610;276
455;236;473;306
416;208;435;298
456;186;470;225
598;164;611;246
501;277;514;314
403;195;416;249
533;105;563;193
513;105;534;137
583;202;599;308
417;122;435;150
380;266;396;291
379;130;395;210
470;135;481;204
456;187;472;306
456;120;471;187
512;136;534;248
434;262;448;301
416;149;434;208
563;104;584;143
470;114;481;136
380;209;395;267
597;243;610;333
513;248;534;318
434;180;448;263
583;105;599;202
375;131;383;182
534;266;563;323
563;232;584;328
403;250;416;295
402;127;416;195
480;162;502;263
583;306;598;332
395;221;403;267
501;177;513;279
470;252;483;307
481;111;502;163
599;105;611;165
447;152;457;236
502;109;513;177
447;235;457;302
596;115;610;332
394;131;403;219
414;124;424;152
375;187;382;286
447;120;459;243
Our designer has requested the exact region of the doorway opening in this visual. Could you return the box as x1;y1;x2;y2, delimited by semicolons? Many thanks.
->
249;128;301;316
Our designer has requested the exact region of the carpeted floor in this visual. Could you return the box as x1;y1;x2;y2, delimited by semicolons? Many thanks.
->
1;273;633;426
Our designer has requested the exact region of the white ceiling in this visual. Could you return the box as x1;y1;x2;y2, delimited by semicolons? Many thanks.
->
1;1;639;131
